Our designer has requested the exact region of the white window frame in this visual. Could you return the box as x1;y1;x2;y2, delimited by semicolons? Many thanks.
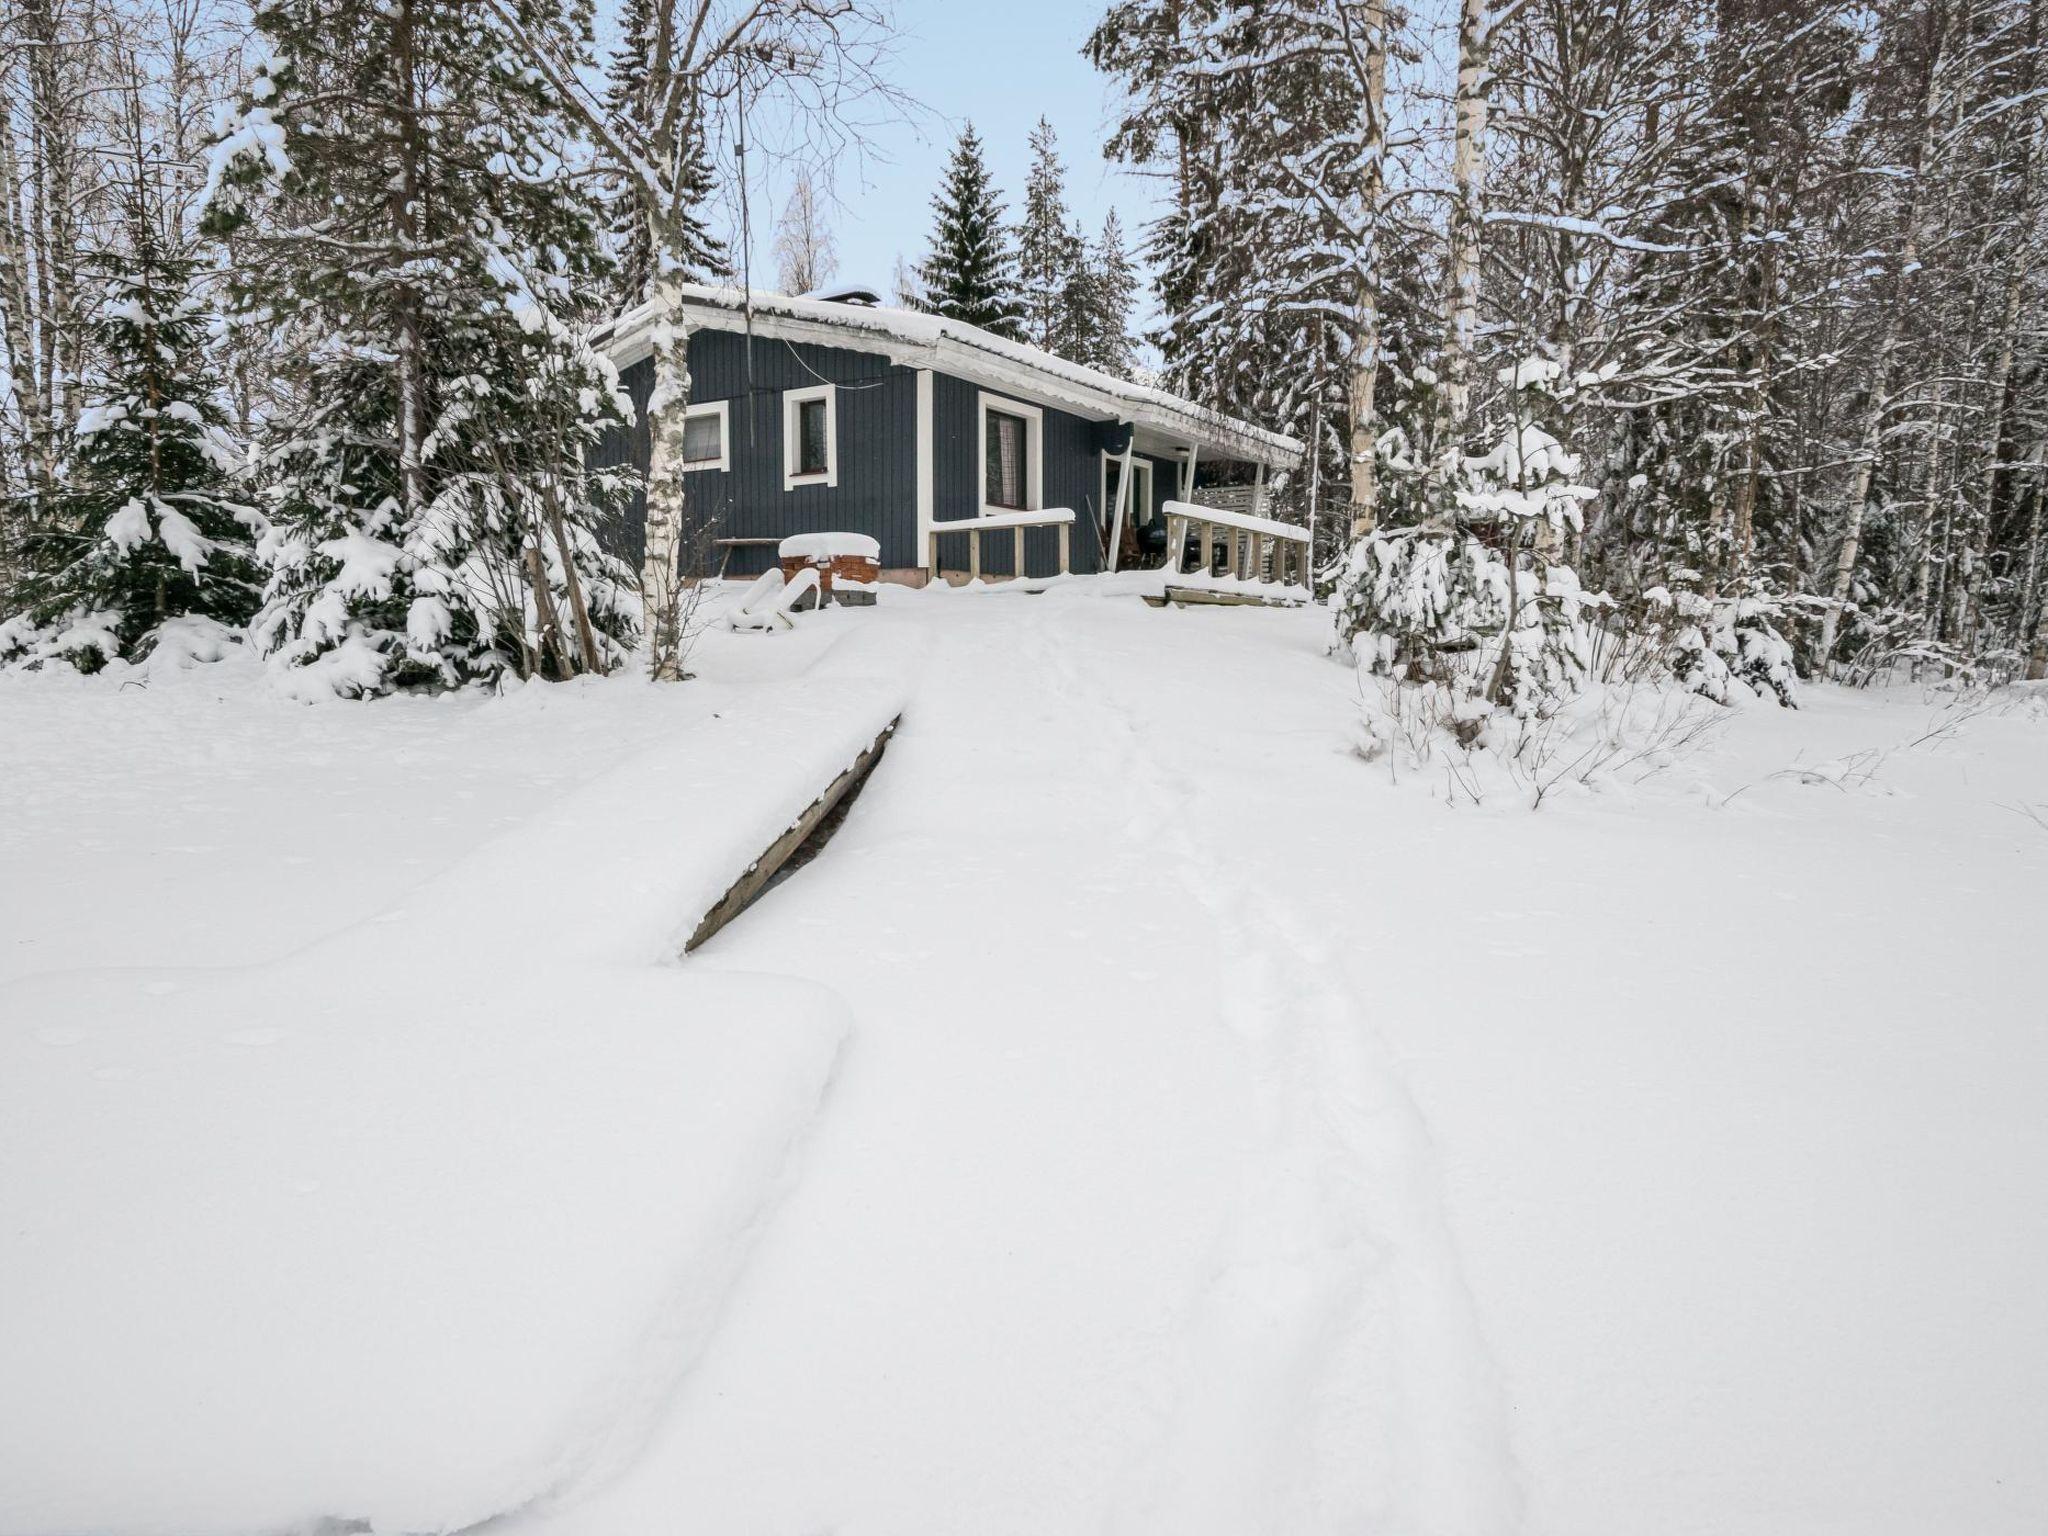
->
1099;451;1154;528
782;383;838;490
680;400;730;473
978;391;1043;517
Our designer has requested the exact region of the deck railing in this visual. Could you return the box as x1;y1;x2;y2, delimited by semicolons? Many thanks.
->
1182;484;1272;520
926;507;1076;583
1162;499;1311;588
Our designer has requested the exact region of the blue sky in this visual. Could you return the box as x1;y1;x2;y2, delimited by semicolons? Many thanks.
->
715;0;1159;301
812;0;1149;289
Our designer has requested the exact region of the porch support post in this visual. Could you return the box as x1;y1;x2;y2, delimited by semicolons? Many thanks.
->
1107;422;1137;574
916;368;935;581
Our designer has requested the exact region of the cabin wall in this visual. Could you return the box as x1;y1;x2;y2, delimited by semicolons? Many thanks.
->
591;326;1192;582
594;330;918;578
928;374;1121;579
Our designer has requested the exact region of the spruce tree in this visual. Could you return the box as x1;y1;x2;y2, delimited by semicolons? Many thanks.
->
0;227;262;671
1083;210;1137;376
202;0;639;697
918;124;1024;339
1017;118;1080;351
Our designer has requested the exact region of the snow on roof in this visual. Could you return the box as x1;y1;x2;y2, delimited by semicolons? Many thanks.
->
601;285;1304;470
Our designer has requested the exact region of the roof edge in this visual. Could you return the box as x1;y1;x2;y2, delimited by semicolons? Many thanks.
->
598;286;1305;470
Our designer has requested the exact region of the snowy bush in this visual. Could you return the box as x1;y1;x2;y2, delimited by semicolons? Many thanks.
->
1647;576;1798;708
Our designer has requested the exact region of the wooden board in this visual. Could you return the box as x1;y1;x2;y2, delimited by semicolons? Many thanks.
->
1142;584;1310;610
683;716;900;952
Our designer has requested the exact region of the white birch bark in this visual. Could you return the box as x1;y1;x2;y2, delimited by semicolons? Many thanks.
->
1438;0;1490;460
641;272;693;680
1819;9;1953;661
1347;0;1388;536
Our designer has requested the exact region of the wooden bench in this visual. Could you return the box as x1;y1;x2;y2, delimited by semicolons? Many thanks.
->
713;536;784;580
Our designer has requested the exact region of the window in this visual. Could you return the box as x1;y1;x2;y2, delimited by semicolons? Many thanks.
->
798;399;829;475
680;401;728;472
782;384;837;489
986;410;1028;509
977;393;1043;517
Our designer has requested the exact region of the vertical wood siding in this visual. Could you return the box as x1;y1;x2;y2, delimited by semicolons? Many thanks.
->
592;325;1175;583
592;330;917;577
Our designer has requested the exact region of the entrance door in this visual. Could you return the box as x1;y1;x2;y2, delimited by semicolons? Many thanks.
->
1101;454;1155;564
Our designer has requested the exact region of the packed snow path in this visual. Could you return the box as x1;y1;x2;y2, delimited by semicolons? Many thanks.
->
512;591;1521;1536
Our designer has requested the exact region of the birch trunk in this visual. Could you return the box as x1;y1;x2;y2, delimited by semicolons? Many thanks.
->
391;0;427;525
641;273;693;680
2026;460;2048;679
1819;7;1952;662
1438;0;1490;461
1347;0;1387;536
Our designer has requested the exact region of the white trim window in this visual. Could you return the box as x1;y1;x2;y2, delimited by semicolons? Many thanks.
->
1100;451;1154;529
782;383;838;490
978;392;1043;516
680;400;730;472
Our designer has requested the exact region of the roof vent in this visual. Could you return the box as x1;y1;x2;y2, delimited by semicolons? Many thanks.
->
807;283;883;307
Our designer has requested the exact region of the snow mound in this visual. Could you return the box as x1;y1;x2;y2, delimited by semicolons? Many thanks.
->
778;531;881;562
0;962;846;1536
0;636;911;1535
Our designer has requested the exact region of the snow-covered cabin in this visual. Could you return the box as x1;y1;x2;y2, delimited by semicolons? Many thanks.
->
592;285;1305;583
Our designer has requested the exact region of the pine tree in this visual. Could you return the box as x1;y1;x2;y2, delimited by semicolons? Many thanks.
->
0;229;262;670
1017;118;1081;350
918;123;1024;339
202;0;639;697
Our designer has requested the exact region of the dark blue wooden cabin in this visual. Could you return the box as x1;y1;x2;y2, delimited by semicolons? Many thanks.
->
592;286;1303;584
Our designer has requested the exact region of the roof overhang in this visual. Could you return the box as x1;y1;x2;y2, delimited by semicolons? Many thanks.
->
600;287;1304;472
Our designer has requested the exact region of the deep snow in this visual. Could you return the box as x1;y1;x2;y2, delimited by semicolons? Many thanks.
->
2;582;2044;1536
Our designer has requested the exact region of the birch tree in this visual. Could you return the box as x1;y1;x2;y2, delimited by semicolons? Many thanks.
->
483;0;901;681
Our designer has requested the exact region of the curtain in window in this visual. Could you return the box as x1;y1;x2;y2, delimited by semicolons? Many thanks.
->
985;411;1025;508
798;399;829;475
682;411;721;465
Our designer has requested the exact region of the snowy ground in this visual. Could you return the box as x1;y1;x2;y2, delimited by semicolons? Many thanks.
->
3;582;2044;1536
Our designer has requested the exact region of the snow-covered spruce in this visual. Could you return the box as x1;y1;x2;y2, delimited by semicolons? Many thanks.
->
1338;357;1602;724
201;3;638;699
917;123;1026;340
0;240;262;672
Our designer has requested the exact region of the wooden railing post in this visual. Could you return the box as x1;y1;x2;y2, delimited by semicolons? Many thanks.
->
969;528;982;582
1202;521;1215;575
1058;521;1071;574
928;530;940;582
1014;525;1026;581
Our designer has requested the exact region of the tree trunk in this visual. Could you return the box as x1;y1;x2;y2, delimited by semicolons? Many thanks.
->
1819;5;1952;662
2025;461;2048;679
1438;0;1490;461
391;0;428;526
1347;0;1387;536
642;273;694;680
